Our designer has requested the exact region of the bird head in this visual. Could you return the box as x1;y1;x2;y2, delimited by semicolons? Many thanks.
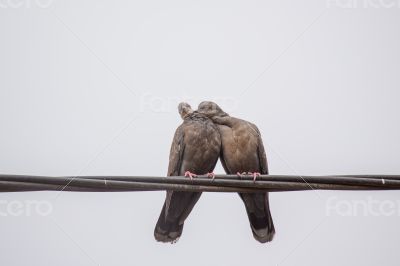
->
178;102;194;119
197;101;228;118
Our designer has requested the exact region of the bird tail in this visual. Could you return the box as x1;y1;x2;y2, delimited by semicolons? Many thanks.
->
239;192;275;243
154;201;184;243
154;191;202;243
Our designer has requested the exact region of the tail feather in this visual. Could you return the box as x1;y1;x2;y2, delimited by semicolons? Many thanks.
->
154;202;183;243
154;191;202;243
239;192;275;243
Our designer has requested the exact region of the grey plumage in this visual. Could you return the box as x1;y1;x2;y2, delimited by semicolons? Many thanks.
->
198;101;275;243
154;102;221;243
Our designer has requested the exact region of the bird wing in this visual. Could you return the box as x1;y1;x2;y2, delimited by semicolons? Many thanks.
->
216;124;231;174
248;122;269;175
167;124;185;176
155;120;203;243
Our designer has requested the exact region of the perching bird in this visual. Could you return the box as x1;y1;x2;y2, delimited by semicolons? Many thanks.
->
197;101;275;243
154;102;221;243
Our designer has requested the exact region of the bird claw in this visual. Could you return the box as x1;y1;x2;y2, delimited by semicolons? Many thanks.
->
237;172;260;181
184;171;197;180
250;172;261;182
207;172;216;180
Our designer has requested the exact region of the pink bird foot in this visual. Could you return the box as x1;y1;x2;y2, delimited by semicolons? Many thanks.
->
184;171;197;180
207;172;216;180
250;172;261;182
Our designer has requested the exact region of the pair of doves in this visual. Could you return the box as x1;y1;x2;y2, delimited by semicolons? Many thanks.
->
154;101;275;243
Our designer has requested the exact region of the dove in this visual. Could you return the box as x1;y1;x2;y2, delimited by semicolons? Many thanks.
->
154;102;221;243
197;101;275;243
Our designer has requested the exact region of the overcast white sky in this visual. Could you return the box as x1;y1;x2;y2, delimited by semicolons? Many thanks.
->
0;0;400;265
